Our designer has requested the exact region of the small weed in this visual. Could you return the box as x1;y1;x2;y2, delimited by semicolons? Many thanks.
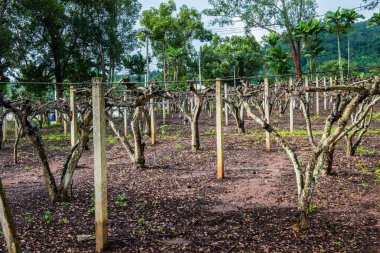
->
242;212;251;220
152;199;159;208
361;183;369;189
257;203;266;208
136;203;145;210
175;144;183;150
43;211;53;224
308;203;321;214
138;217;146;227
24;166;31;171
60;202;69;207
107;135;119;145
59;218;69;225
115;193;128;207
23;212;34;224
157;226;165;233
89;196;95;214
227;234;233;240
196;195;205;203
333;241;343;247
130;228;138;237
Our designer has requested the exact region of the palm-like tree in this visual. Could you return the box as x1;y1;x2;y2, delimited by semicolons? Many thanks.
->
367;11;380;27
123;52;147;82
293;19;325;74
342;9;364;77
325;8;349;82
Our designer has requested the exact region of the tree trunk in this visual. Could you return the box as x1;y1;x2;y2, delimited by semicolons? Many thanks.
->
337;33;343;83
132;107;145;168
59;115;91;201
26;129;58;202
13;126;22;164
0;178;21;253
320;144;335;176
191;120;200;151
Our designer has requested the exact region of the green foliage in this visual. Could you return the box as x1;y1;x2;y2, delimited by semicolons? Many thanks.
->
123;52;146;82
43;211;53;224
107;135;119;145
115;193;129;207
89;196;95;214
308;203;321;213
42;133;69;141
201;129;216;136
368;12;380;27
201;35;262;80
356;145;377;155
23;212;34;224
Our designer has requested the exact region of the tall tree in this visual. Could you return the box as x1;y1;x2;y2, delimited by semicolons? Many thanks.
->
201;34;262;80
123;52;147;82
205;0;317;80
324;8;349;82
342;8;364;77
139;0;212;83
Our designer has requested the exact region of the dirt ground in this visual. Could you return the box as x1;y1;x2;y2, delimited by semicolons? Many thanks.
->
0;108;379;253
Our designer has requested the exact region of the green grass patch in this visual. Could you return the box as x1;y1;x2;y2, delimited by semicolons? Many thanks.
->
356;145;377;156
42;133;69;141
161;133;180;140
107;135;119;145
201;129;216;136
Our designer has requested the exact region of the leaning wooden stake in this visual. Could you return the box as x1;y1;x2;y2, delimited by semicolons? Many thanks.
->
92;78;108;252
224;83;228;126
264;78;271;151
216;78;224;179
289;77;294;133
70;85;77;148
315;76;320;116
0;177;21;253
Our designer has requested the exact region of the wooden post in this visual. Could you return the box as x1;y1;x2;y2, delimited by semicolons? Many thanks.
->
162;98;166;125
289;77;294;133
329;77;333;107
2;117;8;143
70;85;77;148
305;76;309;102
123;92;128;136
92;78;108;252
323;77;327;111
224;83;228;126
150;98;156;145
264;78;270;151
216;78;224;179
315;76;320;116
63;114;68;137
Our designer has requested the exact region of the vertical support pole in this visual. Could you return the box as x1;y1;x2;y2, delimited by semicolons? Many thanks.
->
150;99;156;145
92;78;108;252
305;76;309;102
216;78;224;180
224;83;228;126
2;117;8;143
289;77;294;133
323;77;327;111
264;78;270;151
162;98;166;125
70;85;77;148
315;76;319;116
123;92;128;136
63;114;68;137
